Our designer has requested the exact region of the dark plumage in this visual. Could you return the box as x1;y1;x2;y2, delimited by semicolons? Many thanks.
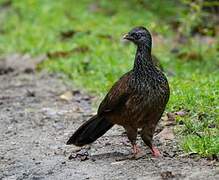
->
67;26;170;157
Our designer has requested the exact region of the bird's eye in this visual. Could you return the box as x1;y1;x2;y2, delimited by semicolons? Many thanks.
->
131;33;140;39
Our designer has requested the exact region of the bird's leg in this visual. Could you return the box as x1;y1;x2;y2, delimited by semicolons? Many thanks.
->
125;126;140;155
141;125;161;157
132;143;141;155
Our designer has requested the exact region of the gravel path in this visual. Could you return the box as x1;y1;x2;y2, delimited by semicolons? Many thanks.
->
0;71;218;180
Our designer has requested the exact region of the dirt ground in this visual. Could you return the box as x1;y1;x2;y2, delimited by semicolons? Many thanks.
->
0;71;218;180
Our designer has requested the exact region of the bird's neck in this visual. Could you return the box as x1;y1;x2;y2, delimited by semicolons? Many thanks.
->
133;44;154;75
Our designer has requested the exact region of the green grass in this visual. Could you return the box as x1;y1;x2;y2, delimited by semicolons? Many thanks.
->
0;0;218;157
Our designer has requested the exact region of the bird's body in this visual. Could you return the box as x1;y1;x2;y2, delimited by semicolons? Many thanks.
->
67;27;170;156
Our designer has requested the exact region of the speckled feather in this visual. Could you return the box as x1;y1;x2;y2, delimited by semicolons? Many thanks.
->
67;27;170;152
98;27;169;147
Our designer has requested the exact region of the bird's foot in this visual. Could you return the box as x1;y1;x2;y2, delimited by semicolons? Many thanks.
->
151;146;161;157
132;144;141;155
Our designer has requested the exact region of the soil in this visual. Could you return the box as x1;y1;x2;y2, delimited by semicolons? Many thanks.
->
0;71;218;180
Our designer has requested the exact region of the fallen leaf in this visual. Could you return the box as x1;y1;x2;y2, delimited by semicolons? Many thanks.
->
60;29;77;40
59;91;73;101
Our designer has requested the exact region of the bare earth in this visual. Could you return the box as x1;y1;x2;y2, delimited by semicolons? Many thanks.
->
0;71;218;180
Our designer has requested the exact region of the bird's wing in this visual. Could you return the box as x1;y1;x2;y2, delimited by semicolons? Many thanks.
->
97;72;131;115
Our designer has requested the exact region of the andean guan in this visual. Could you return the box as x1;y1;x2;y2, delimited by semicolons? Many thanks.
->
66;27;170;157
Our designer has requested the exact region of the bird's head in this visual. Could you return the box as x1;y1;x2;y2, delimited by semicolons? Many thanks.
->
123;26;152;49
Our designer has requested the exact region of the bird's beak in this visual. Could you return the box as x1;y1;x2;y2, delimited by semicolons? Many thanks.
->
123;34;133;41
123;34;129;39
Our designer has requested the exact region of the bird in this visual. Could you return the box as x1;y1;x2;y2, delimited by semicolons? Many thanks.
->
66;26;170;157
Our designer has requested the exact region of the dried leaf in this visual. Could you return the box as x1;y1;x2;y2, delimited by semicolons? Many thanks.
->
60;29;77;40
59;91;73;101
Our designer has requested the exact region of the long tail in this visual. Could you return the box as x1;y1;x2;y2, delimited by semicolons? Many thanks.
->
66;115;114;146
